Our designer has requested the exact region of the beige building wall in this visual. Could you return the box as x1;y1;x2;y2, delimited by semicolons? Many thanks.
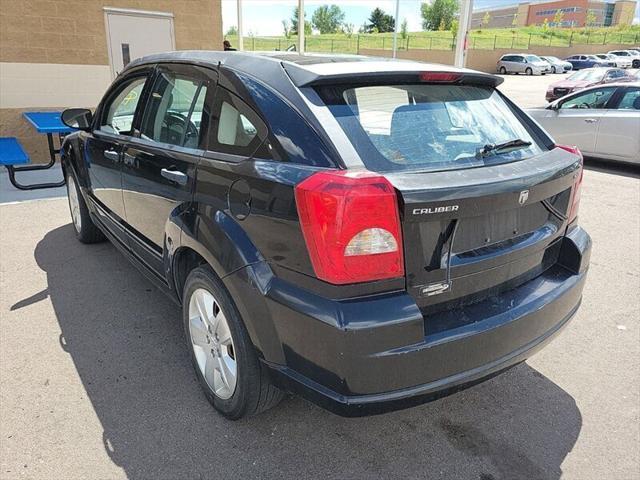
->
471;6;520;29
0;0;222;164
612;0;637;25
516;3;531;27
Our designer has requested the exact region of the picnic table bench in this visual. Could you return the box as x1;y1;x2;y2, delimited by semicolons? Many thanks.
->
0;111;72;190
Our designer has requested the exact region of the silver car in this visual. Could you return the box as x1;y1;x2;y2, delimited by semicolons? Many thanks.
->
497;54;551;75
528;82;640;164
540;56;573;74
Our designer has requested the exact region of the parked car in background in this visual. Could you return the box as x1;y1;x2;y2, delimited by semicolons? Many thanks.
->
630;69;640;80
497;54;551;75
540;56;573;73
59;51;591;418
530;82;640;164
565;54;612;70
608;50;640;68
595;53;631;69
545;68;633;101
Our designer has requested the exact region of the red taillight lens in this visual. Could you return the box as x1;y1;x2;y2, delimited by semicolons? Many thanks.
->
294;170;404;285
556;144;583;223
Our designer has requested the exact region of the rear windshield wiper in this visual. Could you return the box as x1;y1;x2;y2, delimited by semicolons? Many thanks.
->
477;139;532;159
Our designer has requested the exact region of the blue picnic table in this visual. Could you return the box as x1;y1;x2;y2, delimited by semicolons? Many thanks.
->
0;111;72;190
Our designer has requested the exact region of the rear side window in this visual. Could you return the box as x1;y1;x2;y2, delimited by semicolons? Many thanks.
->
317;83;545;173
140;71;208;148
209;88;269;158
617;88;640;110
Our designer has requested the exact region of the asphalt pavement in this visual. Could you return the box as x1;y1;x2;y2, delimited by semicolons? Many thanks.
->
0;74;638;480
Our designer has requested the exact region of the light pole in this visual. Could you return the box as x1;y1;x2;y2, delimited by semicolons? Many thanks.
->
237;0;244;50
392;0;400;58
454;0;474;67
298;0;305;54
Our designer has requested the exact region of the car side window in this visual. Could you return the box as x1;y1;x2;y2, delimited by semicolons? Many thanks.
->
209;88;270;158
139;70;208;148
100;76;147;135
617;88;640;110
560;87;616;110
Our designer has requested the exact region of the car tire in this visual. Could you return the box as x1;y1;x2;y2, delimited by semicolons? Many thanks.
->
552;66;557;74
183;266;283;419
526;67;533;75
66;172;105;244
499;66;507;74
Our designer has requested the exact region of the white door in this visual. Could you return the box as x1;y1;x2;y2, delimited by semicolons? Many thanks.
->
539;86;618;154
104;8;175;77
595;87;640;163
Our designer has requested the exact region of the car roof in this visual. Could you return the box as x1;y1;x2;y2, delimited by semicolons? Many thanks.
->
125;50;503;88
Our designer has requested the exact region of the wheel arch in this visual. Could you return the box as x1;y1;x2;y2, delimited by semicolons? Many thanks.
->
170;207;266;303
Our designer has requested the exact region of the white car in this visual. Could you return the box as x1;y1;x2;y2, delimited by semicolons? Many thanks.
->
608;50;640;68
598;53;632;68
527;82;640;164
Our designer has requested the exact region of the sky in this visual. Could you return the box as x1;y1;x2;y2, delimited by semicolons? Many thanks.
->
221;0;640;36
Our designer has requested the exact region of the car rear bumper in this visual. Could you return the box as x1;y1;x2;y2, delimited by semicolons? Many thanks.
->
224;227;591;416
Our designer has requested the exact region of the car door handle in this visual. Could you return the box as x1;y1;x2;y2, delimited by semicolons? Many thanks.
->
584;118;598;123
161;168;188;185
104;149;119;162
123;152;136;167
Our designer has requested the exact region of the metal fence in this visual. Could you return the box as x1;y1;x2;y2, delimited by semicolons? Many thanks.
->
230;31;639;54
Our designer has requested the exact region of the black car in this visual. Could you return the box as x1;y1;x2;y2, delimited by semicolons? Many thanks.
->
60;52;591;419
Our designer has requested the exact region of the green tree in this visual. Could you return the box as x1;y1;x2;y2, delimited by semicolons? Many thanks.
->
481;12;491;28
553;9;564;27
449;18;459;36
226;25;238;36
366;7;395;33
282;19;291;39
312;4;345;34
291;7;312;35
341;22;355;37
400;18;408;39
585;9;597;28
511;13;519;28
542;18;550;33
421;0;459;31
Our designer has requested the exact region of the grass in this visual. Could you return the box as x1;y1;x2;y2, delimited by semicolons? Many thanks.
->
225;25;640;54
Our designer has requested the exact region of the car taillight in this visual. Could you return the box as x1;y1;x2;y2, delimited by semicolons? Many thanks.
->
419;72;461;83
294;170;404;284
556;145;583;223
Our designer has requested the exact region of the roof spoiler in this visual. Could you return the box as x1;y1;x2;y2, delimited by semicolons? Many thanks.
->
284;66;504;88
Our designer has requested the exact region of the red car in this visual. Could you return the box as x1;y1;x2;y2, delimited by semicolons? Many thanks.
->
546;67;632;101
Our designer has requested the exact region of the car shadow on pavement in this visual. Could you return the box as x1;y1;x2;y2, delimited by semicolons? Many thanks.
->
584;158;639;179
29;224;583;480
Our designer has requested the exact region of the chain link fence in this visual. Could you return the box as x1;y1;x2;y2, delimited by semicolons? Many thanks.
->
228;31;639;54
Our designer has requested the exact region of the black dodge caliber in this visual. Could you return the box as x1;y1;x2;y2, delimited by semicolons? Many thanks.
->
60;51;591;419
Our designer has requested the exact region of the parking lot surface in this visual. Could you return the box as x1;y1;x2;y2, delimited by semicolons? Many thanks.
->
1;75;639;480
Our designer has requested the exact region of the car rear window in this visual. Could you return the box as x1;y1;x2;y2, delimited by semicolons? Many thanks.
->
317;83;546;173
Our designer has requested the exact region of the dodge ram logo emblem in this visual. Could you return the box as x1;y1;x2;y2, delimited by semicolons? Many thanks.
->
518;190;529;205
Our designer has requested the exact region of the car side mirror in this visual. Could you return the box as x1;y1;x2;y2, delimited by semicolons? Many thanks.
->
61;108;93;131
547;103;559;111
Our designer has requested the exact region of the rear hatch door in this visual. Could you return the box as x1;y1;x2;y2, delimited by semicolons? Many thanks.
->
386;149;580;318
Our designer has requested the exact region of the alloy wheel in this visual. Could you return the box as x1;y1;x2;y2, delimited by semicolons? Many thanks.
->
67;175;82;232
188;288;237;400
